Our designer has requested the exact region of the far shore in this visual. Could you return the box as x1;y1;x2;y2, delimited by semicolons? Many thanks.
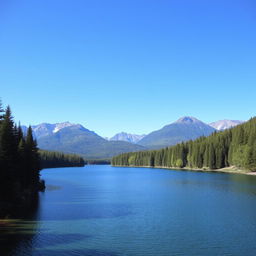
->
112;165;256;176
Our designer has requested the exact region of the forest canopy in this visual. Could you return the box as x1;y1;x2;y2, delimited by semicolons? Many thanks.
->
112;117;256;172
39;150;85;169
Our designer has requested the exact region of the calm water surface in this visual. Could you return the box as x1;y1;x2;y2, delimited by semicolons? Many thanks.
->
1;165;256;256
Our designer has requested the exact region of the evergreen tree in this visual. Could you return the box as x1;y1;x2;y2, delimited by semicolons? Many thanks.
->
39;150;85;168
112;116;256;172
0;100;85;217
24;126;40;187
0;99;4;121
0;106;17;198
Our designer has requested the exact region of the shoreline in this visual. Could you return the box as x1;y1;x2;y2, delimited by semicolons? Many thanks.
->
112;165;256;176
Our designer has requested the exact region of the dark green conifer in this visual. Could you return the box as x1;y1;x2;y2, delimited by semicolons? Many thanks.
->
112;117;256;172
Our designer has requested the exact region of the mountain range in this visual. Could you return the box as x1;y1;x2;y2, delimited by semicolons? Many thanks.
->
22;117;244;159
138;117;216;149
26;123;144;159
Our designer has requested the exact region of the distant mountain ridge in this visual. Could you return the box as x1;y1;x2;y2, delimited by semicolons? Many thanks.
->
138;116;216;149
23;122;145;159
209;120;244;130
22;117;245;159
31;122;82;138
110;132;145;144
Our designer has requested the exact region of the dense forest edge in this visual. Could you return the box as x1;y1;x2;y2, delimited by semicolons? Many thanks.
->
39;150;85;169
0;101;44;217
40;151;111;167
112;117;256;173
0;100;85;218
85;159;111;165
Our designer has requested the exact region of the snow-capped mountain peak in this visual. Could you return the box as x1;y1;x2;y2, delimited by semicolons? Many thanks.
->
28;122;81;138
209;120;244;131
53;122;74;133
110;132;146;144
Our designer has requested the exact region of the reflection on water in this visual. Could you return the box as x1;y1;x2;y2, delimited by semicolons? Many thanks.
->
1;165;256;256
0;197;39;256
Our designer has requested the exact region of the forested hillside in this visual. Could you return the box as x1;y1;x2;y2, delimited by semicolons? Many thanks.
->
39;150;85;168
112;117;256;171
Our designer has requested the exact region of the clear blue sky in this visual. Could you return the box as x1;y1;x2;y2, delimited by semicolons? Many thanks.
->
0;0;255;137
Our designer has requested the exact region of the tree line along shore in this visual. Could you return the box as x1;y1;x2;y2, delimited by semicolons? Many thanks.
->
0;101;85;218
112;117;256;173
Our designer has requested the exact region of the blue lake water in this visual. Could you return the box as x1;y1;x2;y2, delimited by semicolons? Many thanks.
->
2;165;256;256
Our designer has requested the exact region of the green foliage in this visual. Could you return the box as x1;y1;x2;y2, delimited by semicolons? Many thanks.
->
0;99;86;215
86;159;110;165
39;150;85;168
112;117;256;172
128;155;136;165
176;159;183;168
0;103;41;207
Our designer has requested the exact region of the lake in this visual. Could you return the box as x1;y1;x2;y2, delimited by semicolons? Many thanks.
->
1;165;256;256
